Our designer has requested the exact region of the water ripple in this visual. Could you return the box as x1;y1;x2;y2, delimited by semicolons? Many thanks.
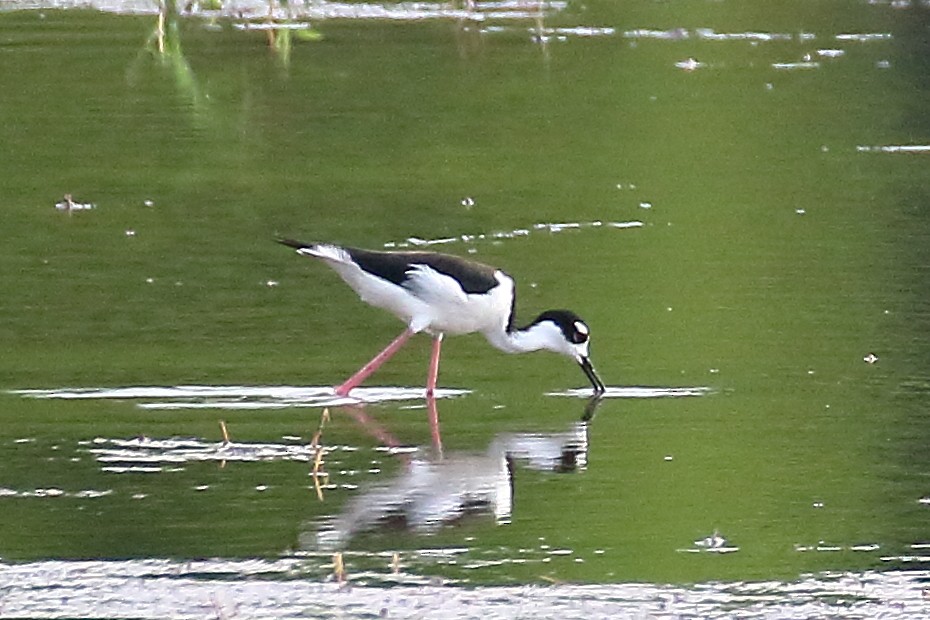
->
0;559;925;619
10;385;470;410
384;219;642;250
6;0;569;21
549;386;711;399
86;436;333;469
856;144;930;153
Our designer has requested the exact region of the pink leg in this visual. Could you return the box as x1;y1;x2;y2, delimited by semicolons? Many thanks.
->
426;334;443;398
335;329;414;397
426;394;443;457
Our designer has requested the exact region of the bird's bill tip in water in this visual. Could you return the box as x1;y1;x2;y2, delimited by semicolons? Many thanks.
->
578;355;606;394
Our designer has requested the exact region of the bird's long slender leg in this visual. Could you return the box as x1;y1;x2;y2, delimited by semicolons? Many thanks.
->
426;394;443;457
335;328;414;397
425;333;444;398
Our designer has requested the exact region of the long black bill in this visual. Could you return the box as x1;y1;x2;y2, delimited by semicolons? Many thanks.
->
578;356;606;395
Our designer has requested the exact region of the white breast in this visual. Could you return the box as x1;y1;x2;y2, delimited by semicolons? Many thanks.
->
402;266;514;336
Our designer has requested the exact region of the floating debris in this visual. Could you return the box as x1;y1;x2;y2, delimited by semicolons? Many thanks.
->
695;531;727;548
682;530;739;553
675;58;704;71
863;353;879;364
54;194;95;212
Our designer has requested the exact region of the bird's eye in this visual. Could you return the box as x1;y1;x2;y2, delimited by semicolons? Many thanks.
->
572;321;589;344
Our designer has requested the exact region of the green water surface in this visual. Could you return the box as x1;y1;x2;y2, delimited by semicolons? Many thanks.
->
0;2;928;586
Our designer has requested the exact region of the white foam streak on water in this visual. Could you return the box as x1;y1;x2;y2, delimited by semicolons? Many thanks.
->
484;26;594;44
10;385;470;410
856;145;930;153
622;28;895;43
835;32;893;42
623;28;813;42
695;28;795;41
773;61;821;70
85;436;369;468
12;384;711;410
384;220;642;249
0;559;925;619
0;487;113;499
550;386;711;399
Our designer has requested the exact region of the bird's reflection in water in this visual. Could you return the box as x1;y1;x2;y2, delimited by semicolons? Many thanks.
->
307;397;602;550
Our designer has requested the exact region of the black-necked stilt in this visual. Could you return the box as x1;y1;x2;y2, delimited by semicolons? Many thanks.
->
278;238;605;397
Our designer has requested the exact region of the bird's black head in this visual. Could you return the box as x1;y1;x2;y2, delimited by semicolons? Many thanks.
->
531;310;591;345
529;310;605;394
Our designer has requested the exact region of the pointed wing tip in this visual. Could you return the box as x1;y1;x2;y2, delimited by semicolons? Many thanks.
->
276;237;307;250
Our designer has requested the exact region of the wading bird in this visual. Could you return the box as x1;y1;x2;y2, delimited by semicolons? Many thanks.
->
278;238;605;397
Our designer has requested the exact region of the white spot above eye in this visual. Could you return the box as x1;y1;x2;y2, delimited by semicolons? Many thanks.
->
574;321;589;335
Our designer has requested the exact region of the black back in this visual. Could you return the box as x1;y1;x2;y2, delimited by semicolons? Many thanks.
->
346;247;500;295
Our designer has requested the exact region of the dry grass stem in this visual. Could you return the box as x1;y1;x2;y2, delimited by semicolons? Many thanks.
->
309;407;330;501
332;552;346;583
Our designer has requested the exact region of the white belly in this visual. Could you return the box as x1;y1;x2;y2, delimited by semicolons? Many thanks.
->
331;261;513;337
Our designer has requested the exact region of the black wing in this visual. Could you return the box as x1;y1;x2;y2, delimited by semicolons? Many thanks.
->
346;247;500;295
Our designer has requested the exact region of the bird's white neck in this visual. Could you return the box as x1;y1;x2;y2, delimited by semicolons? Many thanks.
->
483;322;563;355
